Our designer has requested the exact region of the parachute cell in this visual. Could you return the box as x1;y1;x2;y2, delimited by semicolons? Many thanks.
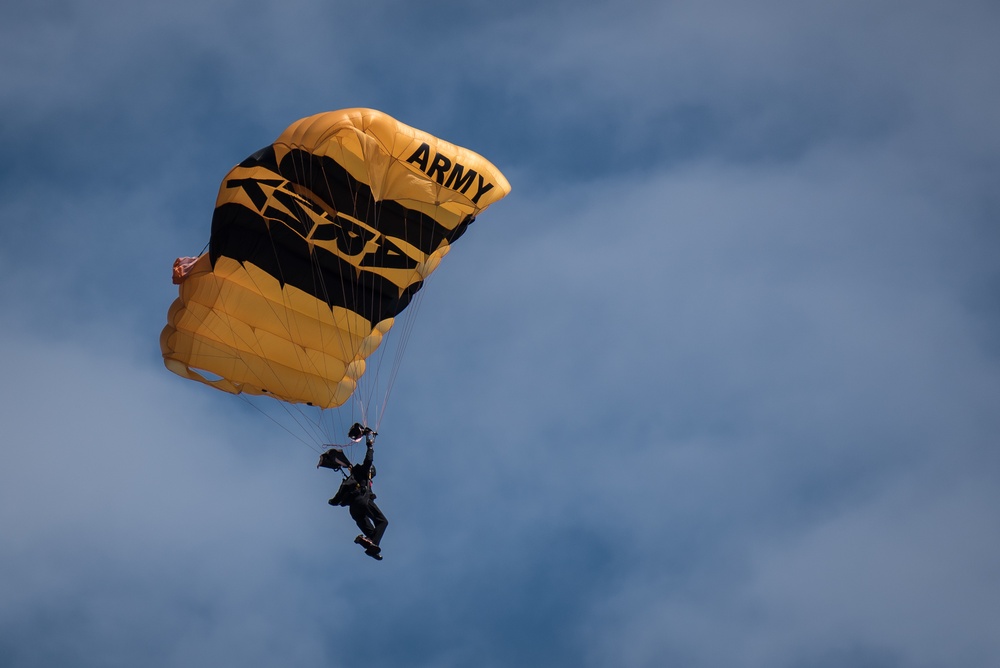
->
160;109;510;410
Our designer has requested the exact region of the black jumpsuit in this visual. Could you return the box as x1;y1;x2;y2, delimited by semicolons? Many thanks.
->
332;443;388;547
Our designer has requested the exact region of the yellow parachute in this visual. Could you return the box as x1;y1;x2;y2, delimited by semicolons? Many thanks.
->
160;109;510;423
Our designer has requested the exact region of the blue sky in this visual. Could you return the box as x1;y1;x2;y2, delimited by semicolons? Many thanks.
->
2;1;999;666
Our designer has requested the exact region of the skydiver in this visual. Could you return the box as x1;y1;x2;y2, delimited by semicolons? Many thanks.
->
327;428;388;560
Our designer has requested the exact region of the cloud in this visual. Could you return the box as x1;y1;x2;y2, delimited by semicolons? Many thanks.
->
389;130;1000;664
2;0;1000;666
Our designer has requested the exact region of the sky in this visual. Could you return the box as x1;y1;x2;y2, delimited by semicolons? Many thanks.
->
2;0;999;666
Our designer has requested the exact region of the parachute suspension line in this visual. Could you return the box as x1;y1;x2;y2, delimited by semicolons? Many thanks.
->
288;147;357;446
312;148;367;434
237;393;323;453
350;157;396;433
283;144;370;441
290;148;341;443
369;191;451;432
374;286;426;433
365;208;435;434
275;399;330;450
297;143;385;444
352;185;380;431
358;194;415;434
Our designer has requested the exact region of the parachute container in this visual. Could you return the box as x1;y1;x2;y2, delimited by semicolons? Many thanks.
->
317;448;353;471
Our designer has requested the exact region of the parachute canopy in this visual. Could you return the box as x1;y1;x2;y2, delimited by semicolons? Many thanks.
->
160;108;510;409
